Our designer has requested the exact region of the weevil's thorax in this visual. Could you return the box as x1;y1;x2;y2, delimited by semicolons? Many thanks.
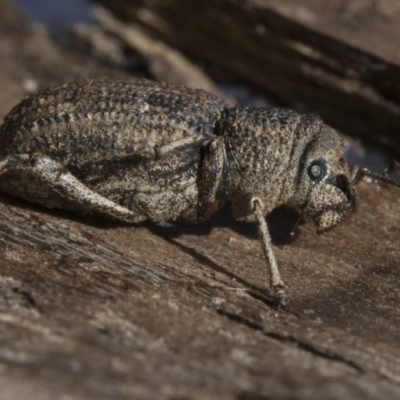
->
220;106;318;221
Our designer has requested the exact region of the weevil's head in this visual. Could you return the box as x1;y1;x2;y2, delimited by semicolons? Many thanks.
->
288;123;356;234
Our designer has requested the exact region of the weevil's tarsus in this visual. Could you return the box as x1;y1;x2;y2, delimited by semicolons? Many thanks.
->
129;142;157;159
252;198;288;308
290;213;303;238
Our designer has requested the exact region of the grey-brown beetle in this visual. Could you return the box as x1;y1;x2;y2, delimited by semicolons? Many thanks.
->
0;78;399;306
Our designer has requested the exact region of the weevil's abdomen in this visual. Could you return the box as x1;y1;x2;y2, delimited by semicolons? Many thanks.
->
0;79;228;222
0;78;227;169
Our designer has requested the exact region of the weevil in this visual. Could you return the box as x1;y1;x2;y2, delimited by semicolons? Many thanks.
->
0;78;399;306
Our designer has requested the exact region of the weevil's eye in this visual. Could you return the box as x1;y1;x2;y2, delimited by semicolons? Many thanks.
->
308;160;327;182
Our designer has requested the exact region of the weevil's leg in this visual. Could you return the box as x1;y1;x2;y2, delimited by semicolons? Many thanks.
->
351;166;400;188
0;154;145;223
252;198;288;308
156;136;210;159
197;137;225;221
129;142;157;159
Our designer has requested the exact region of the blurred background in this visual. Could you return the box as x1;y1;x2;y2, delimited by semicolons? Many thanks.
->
14;0;91;27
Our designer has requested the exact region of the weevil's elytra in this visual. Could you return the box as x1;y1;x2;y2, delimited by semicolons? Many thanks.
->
0;78;399;306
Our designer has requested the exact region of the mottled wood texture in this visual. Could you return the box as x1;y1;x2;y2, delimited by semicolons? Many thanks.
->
0;0;399;399
95;0;400;156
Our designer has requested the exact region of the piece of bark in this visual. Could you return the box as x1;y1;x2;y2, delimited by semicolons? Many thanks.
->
94;0;400;156
1;1;400;399
91;7;222;96
0;0;129;120
71;22;128;67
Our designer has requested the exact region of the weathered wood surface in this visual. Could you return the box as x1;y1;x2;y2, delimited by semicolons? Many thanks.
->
1;185;400;400
95;0;400;156
0;1;400;399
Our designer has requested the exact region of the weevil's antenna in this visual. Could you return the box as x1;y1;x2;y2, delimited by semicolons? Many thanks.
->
351;166;400;188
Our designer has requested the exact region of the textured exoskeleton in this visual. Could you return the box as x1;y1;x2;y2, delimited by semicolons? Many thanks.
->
0;78;398;306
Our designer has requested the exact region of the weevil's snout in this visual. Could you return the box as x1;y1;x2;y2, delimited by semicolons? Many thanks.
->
304;175;355;234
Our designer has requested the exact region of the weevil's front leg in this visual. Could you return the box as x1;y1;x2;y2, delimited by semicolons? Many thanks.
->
252;198;288;308
0;154;145;223
351;165;400;188
197;137;225;221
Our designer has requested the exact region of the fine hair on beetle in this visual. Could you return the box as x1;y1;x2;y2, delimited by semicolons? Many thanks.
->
0;78;399;307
